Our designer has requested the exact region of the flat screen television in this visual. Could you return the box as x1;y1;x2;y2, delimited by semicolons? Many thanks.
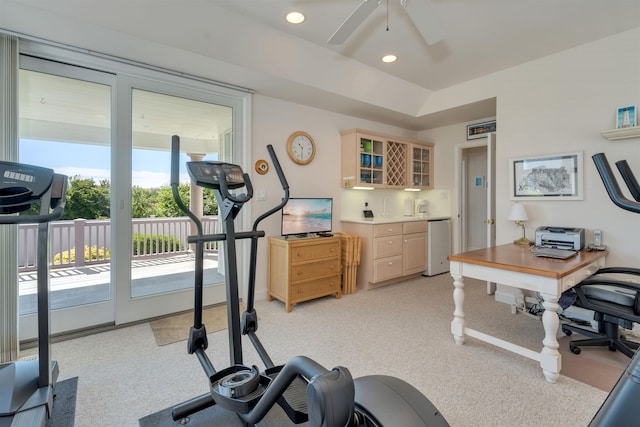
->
281;198;333;237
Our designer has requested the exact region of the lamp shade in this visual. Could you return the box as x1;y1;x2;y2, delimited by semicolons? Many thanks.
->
508;203;528;222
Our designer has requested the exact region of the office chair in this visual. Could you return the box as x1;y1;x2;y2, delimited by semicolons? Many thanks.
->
561;153;640;358
562;267;640;357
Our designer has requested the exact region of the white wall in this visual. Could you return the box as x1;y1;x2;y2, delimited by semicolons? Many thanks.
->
249;95;422;299
3;6;639;302
421;28;640;269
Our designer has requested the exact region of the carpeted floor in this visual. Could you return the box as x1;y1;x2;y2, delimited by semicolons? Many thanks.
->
38;274;617;426
47;377;78;427
149;304;244;346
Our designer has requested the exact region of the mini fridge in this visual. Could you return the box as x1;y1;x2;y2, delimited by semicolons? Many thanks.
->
423;219;451;276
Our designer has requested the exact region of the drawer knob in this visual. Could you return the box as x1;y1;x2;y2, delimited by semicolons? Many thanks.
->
388;261;393;266
388;240;393;245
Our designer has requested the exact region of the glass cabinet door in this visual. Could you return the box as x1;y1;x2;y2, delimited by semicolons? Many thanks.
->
411;145;432;188
359;137;384;185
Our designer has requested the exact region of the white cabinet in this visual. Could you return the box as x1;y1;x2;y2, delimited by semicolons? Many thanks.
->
341;220;427;290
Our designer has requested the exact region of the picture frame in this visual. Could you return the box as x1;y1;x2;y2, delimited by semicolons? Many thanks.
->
616;105;636;128
509;151;583;200
467;120;496;140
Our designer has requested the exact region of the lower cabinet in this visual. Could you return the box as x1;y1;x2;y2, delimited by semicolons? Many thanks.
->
341;221;427;290
267;236;342;312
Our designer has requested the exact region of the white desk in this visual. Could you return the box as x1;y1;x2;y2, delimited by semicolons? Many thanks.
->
448;244;607;383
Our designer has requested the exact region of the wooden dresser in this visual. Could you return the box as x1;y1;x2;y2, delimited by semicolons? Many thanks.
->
267;236;342;312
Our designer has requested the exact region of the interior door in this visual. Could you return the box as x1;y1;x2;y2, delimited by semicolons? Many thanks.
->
485;133;497;294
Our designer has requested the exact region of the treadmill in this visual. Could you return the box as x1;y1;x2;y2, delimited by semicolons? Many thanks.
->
0;161;68;427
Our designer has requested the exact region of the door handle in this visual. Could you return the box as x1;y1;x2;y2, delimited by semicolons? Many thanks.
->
484;219;495;224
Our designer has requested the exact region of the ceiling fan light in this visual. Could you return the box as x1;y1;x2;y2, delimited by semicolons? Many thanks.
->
286;11;305;24
382;54;397;63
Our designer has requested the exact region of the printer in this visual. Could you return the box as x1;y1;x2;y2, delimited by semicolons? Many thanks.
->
535;226;585;250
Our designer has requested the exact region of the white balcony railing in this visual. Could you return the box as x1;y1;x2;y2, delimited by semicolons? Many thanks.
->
18;216;219;272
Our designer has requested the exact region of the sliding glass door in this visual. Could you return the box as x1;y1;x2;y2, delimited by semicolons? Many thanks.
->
15;41;250;336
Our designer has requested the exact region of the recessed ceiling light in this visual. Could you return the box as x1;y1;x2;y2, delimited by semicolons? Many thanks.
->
381;54;397;63
286;11;305;24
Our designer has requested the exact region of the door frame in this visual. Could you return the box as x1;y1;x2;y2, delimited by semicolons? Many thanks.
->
113;74;251;324
454;133;496;253
18;53;117;340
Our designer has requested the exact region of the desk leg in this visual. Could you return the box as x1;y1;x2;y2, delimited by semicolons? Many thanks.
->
450;272;465;345
539;292;561;383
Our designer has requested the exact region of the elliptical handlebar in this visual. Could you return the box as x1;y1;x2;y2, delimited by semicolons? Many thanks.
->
171;135;203;235
219;171;253;204
615;159;640;202
252;144;290;231
592;153;640;214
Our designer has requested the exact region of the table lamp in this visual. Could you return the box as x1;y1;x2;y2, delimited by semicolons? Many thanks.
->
508;203;530;246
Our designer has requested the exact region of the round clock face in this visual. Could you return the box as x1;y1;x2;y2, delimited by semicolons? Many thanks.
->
287;131;316;165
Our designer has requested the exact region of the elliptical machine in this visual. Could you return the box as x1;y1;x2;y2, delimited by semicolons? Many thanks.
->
169;135;449;426
0;161;68;427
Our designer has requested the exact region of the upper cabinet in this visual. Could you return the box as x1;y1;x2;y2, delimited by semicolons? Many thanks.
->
341;129;434;190
408;144;433;189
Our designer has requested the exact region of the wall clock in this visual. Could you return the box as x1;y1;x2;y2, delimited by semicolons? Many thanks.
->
286;131;316;165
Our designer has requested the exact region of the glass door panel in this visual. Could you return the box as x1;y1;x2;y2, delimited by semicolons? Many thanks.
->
18;60;115;339
126;88;232;315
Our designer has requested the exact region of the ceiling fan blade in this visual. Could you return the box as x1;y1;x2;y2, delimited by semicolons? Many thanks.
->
401;0;445;45
327;0;382;45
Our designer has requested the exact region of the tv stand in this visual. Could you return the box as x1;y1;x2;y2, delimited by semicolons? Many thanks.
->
268;236;342;312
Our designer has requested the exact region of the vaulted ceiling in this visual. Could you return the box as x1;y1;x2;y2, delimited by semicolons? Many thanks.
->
3;0;640;130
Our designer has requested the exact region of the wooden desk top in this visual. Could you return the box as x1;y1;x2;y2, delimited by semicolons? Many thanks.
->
448;244;607;279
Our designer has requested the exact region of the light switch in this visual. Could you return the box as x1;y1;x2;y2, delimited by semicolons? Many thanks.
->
257;190;267;201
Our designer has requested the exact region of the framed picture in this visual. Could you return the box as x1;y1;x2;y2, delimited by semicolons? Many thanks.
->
467;120;496;140
616;105;636;128
509;152;583;200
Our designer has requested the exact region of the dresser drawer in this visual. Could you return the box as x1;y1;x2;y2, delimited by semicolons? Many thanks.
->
373;255;404;282
403;221;427;234
291;241;340;262
374;223;402;237
373;236;403;259
291;258;340;282
291;275;341;300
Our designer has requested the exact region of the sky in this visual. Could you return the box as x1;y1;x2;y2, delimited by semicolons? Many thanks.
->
20;139;218;188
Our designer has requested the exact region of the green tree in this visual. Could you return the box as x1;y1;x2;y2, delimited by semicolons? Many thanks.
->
62;177;110;220
131;186;157;218
151;184;218;217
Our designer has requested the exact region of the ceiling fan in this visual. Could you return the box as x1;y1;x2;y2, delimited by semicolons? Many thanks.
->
327;0;445;46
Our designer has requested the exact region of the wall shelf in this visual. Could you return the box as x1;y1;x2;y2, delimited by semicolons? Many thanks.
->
601;126;640;141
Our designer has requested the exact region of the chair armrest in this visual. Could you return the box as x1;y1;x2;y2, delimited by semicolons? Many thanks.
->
573;270;640;322
594;267;640;277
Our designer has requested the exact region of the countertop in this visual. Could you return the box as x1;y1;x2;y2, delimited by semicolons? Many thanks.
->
340;215;451;224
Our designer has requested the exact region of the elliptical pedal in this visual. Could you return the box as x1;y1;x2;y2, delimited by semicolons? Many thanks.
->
265;368;308;424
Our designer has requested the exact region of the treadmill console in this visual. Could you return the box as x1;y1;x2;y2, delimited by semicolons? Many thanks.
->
0;161;54;214
187;162;246;190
